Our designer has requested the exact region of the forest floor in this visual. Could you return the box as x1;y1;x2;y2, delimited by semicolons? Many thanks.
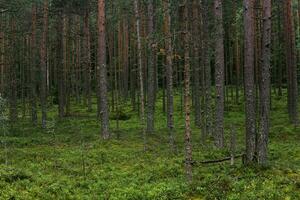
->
0;90;300;199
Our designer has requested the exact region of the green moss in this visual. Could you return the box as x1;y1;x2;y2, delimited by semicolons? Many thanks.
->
0;91;299;199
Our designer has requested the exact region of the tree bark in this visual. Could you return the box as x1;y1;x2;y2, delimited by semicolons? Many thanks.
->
40;0;48;128
9;16;18;122
83;8;92;112
57;11;65;119
98;0;110;139
146;0;156;133
134;0;147;150
183;0;193;183
258;0;271;165
163;0;175;150
283;0;299;125
201;0;212;142
0;11;4;94
192;0;201;128
214;0;225;148
243;0;256;164
30;5;38;124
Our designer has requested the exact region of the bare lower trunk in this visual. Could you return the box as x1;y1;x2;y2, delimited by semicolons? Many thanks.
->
183;0;193;183
98;0;110;139
201;0;212;142
30;5;38;124
258;0;271;165
283;0;298;125
146;0;155;133
243;0;256;164
163;0;175;150
192;0;201;128
0;12;4;94
83;9;92;112
57;12;65;119
214;0;225;148
134;0;146;150
9;17;18;122
40;0;48;128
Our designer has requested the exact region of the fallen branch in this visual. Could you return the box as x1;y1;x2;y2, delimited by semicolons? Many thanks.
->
198;154;244;164
184;154;245;166
0;9;8;13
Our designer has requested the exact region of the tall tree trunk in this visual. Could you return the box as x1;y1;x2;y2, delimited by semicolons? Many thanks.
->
9;16;18;122
233;0;240;104
40;0;48;128
275;2;283;97
201;0;212;141
258;0;271;165
183;0;193;183
75;16;81;104
214;0;225;148
30;5;38;124
192;0;201;128
134;0;147;150
0;11;4;94
123;19;129;99
243;0;256;164
146;0;156;133
283;0;299;125
63;14;70;116
98;0;110;139
163;0;175;149
57;11;65;118
83;8;92;112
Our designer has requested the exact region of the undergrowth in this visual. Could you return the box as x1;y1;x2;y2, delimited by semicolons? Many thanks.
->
0;91;299;199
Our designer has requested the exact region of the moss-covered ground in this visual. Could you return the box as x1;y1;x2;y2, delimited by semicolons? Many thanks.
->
0;91;299;199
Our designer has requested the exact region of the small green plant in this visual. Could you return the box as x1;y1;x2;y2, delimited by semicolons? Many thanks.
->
46;118;58;169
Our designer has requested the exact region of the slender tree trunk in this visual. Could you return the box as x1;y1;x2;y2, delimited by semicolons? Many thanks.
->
258;0;271;165
163;0;175;150
214;0;225;148
40;0;48;128
201;0;212;141
134;0;147;150
283;0;299;125
243;0;256;164
9;16;18;122
75;16;81;104
57;12;65;118
233;0;240;104
0;11;4;94
276;2;283;97
146;0;156;133
83;9;92;112
183;0;193;183
192;0;201;128
30;5;38;124
123;19;129;99
63;14;70;116
98;0;110;139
